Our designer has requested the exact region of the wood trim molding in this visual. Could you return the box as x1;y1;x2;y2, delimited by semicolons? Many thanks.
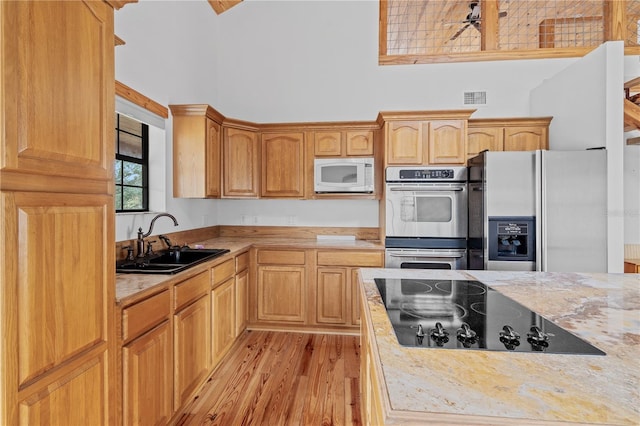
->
105;0;138;10
115;80;169;119
114;35;125;46
208;0;242;15
219;226;381;241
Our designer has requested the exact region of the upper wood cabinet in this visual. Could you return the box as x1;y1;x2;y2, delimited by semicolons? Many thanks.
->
261;132;305;198
1;0;114;186
380;110;474;166
314;130;374;157
467;117;552;160
385;121;427;165
428;120;467;165
169;105;224;198
222;124;260;198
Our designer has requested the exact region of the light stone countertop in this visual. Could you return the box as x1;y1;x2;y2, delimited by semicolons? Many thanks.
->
115;236;383;304
359;268;640;425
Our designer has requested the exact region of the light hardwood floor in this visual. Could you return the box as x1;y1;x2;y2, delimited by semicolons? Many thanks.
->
176;330;362;426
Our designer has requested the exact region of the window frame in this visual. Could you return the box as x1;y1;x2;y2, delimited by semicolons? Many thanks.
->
115;113;150;213
379;0;640;65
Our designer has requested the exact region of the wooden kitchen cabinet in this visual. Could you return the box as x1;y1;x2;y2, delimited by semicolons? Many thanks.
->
467;117;552;160
173;271;211;408
503;125;549;151
170;104;225;198
223;124;260;198
314;130;374;157
316;250;384;328
211;258;236;365
121;290;172;426
261;132;305;197
385;121;427;165
428;120;467;164
254;249;307;324
381;111;474;166
467;125;504;159
235;252;250;336
0;2;119;424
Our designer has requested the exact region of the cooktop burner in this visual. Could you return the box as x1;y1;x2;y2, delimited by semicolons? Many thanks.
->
374;278;605;355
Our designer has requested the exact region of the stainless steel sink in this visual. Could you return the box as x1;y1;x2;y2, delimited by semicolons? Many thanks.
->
116;248;230;274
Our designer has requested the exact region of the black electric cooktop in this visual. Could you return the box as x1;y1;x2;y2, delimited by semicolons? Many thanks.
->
374;278;605;355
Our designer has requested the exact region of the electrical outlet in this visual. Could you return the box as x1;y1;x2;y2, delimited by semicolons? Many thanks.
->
241;215;250;225
286;215;297;225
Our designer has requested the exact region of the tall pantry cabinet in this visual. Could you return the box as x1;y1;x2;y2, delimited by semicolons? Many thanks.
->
0;1;122;424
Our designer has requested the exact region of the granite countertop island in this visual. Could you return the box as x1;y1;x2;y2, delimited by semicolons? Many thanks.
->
359;269;640;425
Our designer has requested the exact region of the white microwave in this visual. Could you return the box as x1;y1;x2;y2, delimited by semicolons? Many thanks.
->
314;157;374;193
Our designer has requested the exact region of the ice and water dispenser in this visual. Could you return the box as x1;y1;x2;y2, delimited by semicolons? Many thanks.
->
488;217;536;262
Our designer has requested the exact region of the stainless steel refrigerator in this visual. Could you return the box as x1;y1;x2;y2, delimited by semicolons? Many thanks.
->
468;149;607;272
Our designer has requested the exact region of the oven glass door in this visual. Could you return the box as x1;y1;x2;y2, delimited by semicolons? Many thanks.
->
385;184;467;238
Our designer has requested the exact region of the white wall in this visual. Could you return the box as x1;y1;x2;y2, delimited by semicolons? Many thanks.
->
216;0;577;122
114;0;605;241
115;0;221;240
530;42;626;272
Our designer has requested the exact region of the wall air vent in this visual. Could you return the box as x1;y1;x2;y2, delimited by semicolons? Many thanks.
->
463;91;487;106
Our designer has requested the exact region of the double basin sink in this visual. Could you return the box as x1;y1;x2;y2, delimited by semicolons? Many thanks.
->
116;248;230;274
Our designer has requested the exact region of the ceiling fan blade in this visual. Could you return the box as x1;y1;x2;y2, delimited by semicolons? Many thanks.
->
450;23;471;41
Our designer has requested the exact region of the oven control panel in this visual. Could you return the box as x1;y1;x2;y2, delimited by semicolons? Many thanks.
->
386;166;467;182
399;169;453;179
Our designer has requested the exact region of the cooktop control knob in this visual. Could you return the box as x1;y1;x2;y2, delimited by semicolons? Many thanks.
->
499;325;521;350
526;325;554;351
429;322;450;346
456;323;478;347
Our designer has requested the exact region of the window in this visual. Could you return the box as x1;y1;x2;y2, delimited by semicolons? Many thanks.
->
115;113;149;212
380;0;640;65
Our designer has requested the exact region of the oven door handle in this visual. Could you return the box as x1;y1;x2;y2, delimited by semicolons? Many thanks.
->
387;252;466;258
387;187;464;192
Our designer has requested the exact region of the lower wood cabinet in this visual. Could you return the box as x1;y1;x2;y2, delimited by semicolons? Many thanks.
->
316;250;384;328
212;277;236;364
361;291;385;425
257;265;307;323
173;271;211;409
235;267;249;336
122;321;172;426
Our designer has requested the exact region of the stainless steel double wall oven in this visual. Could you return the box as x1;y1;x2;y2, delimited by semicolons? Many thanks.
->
385;166;468;270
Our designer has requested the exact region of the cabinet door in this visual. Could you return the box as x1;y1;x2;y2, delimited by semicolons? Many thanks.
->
123;322;172;426
467;126;504;159
314;131;342;156
212;278;236;365
428;120;466;165
235;268;248;336
205;118;222;198
174;295;211;408
503;126;547;151
350;269;361;325
257;266;306;323
223;127;260;198
346;130;374;156
316;267;348;325
386;121;426;165
261;132;305;197
1;0;114;182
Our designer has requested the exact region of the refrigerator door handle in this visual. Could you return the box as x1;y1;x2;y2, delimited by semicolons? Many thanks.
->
535;150;543;272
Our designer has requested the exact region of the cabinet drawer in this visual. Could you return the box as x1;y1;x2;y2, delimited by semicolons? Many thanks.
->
257;249;306;265
212;259;234;287
235;251;249;273
122;289;170;342
174;270;210;311
317;250;384;267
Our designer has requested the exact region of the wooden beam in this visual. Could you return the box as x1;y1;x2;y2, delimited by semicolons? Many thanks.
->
623;99;640;130
627;136;640;145
481;0;499;51
207;0;242;15
115;81;169;119
604;0;625;41
114;35;125;46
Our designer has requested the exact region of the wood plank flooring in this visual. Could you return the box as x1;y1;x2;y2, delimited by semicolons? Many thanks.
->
176;331;362;426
